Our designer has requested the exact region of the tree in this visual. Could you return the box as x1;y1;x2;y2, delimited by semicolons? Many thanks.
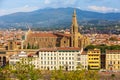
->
27;43;31;49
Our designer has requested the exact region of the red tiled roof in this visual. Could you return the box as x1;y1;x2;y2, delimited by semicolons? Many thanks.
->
54;33;71;37
30;32;57;37
81;51;87;55
28;53;34;57
106;50;120;53
39;47;80;51
39;48;57;52
57;47;80;51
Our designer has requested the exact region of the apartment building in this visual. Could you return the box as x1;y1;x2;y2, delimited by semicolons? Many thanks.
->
88;48;101;70
106;50;120;71
38;47;87;71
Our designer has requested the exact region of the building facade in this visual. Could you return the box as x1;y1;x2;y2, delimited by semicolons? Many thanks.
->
38;47;87;71
81;51;88;69
9;51;39;69
88;48;101;70
106;50;120;71
9;47;88;70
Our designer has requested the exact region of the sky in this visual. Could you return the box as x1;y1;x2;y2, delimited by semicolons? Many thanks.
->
0;0;120;16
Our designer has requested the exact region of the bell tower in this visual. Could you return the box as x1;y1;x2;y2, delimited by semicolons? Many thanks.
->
71;9;79;47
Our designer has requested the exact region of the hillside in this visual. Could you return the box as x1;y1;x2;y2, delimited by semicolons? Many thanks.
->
0;7;120;29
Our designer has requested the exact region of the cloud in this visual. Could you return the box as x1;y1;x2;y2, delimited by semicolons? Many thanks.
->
88;5;119;13
44;0;51;4
43;0;78;8
0;5;39;16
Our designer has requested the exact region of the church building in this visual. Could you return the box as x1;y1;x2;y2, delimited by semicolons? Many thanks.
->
23;9;90;49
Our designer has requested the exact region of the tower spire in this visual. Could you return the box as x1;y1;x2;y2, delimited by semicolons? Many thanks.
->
73;8;76;17
71;8;78;33
71;9;79;47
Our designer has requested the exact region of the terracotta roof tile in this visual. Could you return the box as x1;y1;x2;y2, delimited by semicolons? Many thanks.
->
30;32;57;37
81;51;87;55
57;47;80;51
106;50;120;53
39;47;80;51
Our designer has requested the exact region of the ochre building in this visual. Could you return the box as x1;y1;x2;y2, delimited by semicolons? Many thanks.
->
23;9;90;49
88;48;101;70
106;50;120;71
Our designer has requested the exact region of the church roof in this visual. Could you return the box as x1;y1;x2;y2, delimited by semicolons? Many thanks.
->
39;48;57;51
54;32;71;37
30;32;58;37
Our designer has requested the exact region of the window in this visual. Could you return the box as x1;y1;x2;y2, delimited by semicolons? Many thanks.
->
110;61;112;64
94;58;98;60
69;57;71;60
54;61;56;65
41;61;43;64
44;61;46;65
66;57;67;60
62;61;64;64
59;62;61;64
77;58;80;61
72;62;74;65
77;54;80;56
72;57;74;60
72;66;74;69
41;54;43;56
69;66;71;69
41;66;43;68
77;62;80;65
41;57;43;60
114;61;115;64
69;62;71;64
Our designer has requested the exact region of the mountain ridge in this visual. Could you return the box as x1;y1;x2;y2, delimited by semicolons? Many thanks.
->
0;7;120;29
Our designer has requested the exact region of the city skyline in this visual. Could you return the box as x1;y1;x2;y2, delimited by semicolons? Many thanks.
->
0;0;120;16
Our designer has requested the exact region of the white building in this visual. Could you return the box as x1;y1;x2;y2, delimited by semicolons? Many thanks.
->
81;52;88;69
9;54;20;65
9;51;27;65
38;47;88;71
9;51;39;69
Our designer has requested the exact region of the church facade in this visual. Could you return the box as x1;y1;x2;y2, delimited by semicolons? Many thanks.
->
23;9;90;49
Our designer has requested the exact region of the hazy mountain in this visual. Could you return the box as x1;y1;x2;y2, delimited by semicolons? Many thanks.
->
0;7;120;29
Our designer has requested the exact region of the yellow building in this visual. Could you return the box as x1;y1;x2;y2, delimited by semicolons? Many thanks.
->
106;50;120;71
88;48;101;70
